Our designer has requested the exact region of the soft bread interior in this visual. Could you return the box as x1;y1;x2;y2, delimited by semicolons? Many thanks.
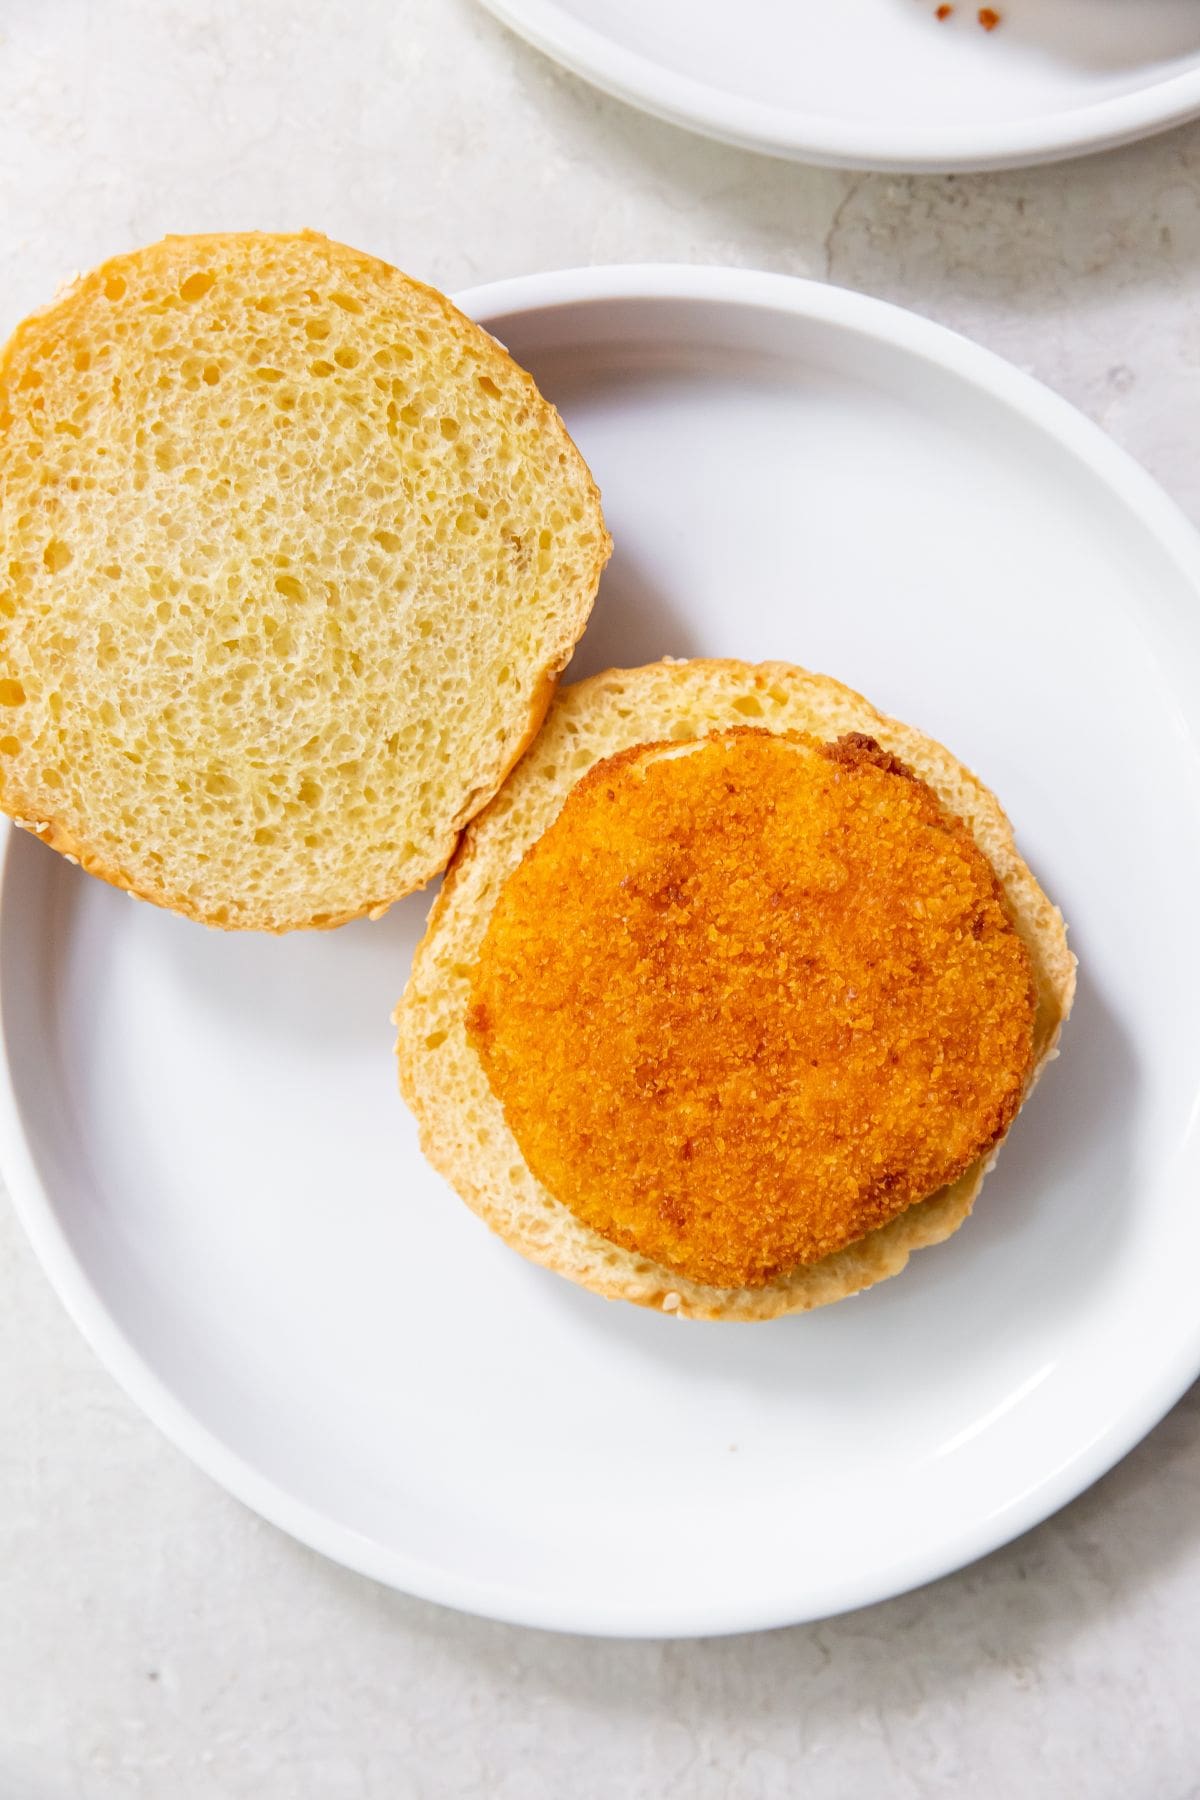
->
0;232;610;929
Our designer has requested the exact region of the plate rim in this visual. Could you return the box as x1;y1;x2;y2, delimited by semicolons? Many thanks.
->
478;0;1200;172
4;262;1200;1637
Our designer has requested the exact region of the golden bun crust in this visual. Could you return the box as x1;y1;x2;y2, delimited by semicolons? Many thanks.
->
396;658;1075;1321
0;232;610;930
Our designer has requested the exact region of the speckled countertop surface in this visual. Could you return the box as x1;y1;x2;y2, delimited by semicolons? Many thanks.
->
2;3;1200;1794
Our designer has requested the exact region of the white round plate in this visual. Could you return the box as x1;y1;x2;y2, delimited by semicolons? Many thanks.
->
4;267;1200;1639
480;0;1200;171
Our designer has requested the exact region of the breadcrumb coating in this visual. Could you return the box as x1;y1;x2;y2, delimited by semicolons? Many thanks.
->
467;729;1037;1289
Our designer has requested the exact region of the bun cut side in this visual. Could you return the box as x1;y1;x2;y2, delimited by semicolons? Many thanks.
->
0;232;610;929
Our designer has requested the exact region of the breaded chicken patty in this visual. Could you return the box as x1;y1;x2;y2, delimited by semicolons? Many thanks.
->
467;728;1037;1290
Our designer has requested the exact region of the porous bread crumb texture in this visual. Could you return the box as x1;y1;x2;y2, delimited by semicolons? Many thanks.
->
466;729;1037;1290
0;232;610;929
396;659;1076;1322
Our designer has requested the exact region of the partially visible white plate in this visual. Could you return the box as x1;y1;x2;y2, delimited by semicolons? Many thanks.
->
480;0;1200;170
4;266;1200;1637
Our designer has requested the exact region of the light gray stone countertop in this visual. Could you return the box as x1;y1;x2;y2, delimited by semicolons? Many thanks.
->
1;3;1198;1795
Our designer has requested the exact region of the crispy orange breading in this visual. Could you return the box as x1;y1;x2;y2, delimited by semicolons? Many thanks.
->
467;729;1037;1290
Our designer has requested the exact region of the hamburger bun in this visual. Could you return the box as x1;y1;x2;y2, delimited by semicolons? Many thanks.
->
396;658;1075;1321
0;231;610;929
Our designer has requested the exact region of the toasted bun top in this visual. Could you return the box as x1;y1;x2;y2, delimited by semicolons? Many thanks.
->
467;728;1037;1288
